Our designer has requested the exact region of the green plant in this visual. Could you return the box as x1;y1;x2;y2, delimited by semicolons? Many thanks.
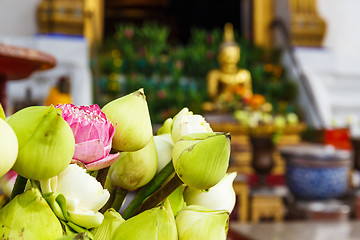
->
95;22;299;123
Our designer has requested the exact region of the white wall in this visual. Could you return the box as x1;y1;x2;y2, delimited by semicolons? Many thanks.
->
287;0;360;128
0;0;40;36
275;0;360;128
0;2;93;110
318;0;360;55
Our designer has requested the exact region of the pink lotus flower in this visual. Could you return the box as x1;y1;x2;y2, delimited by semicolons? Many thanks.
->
0;170;17;198
56;104;120;170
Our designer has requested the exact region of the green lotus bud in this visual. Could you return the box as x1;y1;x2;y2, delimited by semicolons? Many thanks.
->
154;133;174;173
7;106;75;180
176;205;229;240
286;112;299;125
110;136;158;191
234;110;250;125
92;209;124;240
112;200;177;240
0;118;18;178
157;118;173;135
274;115;286;129
172;132;231;189
102;88;153;152
0;188;63;240
183;172;237;213
262;113;273;125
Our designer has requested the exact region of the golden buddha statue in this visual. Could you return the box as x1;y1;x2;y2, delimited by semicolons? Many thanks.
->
207;23;253;106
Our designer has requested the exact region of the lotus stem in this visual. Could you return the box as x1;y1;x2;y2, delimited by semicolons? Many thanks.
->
10;174;28;200
96;166;110;188
0;194;7;209
100;178;116;213
122;161;176;219
112;187;128;212
132;173;183;216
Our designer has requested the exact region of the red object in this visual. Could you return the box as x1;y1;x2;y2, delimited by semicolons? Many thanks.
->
0;43;56;111
324;128;351;150
248;174;285;187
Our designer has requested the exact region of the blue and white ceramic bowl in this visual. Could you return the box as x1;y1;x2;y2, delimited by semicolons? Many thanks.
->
280;144;352;200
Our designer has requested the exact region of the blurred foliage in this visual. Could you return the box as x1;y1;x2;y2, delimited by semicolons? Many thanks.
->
96;22;299;123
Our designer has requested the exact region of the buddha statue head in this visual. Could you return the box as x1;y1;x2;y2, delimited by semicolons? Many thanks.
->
217;23;241;73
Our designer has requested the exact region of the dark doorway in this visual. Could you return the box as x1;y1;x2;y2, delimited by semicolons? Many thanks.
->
104;0;242;43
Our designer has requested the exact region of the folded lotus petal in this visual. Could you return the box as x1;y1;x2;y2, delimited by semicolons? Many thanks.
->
104;144;112;157
171;107;213;144
72;122;98;143
43;192;68;221
86;123;101;142
86;152;120;171
66;197;81;212
93;124;107;146
181;114;212;136
96;121;114;147
68;210;104;229
73;139;106;164
107;123;116;146
40;177;58;194
55;164;110;213
70;159;87;169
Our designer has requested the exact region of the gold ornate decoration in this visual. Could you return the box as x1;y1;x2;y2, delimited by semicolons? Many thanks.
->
289;0;326;47
253;0;274;48
37;0;104;48
37;0;84;36
206;23;252;111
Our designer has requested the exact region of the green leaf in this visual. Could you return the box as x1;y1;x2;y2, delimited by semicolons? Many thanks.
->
44;192;69;220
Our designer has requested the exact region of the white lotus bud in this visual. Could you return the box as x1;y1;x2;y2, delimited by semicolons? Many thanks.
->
0;118;18;178
154;133;174;173
171;108;212;143
183;172;237;213
41;164;110;229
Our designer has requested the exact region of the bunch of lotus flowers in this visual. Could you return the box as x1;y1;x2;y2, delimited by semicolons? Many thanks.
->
0;88;236;240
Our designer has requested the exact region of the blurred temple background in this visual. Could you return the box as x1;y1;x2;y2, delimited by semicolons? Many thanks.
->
2;0;360;239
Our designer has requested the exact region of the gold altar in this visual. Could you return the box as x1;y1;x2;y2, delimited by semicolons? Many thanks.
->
208;118;305;176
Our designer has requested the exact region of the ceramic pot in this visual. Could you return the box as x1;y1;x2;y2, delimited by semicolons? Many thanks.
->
280;144;352;200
